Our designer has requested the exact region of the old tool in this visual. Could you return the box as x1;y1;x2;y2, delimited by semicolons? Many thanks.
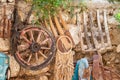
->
92;54;120;80
79;10;112;52
59;12;81;46
11;0;56;70
77;10;117;80
48;14;74;80
55;35;73;80
14;26;56;70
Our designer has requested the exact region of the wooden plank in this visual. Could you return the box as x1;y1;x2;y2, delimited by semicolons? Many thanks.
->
97;10;104;48
103;10;111;47
83;12;92;50
77;12;85;51
89;12;99;49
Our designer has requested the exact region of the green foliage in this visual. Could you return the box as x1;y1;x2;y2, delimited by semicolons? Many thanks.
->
79;1;87;12
27;0;71;19
69;1;87;18
108;0;120;3
109;0;120;28
115;12;120;28
118;25;120;28
115;12;120;22
25;0;87;24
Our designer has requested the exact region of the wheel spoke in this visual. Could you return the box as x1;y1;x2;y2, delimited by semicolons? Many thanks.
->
38;51;47;59
41;47;50;50
19;49;30;55
35;52;38;61
18;43;30;51
27;54;32;63
22;35;31;44
40;38;50;45
29;31;34;41
36;31;42;43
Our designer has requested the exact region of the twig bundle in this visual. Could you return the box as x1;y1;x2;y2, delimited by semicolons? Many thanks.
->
54;51;74;80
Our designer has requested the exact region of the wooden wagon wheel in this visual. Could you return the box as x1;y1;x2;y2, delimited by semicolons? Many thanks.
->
14;26;56;70
56;35;72;54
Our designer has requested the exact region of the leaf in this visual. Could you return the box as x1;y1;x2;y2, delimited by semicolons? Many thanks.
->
115;13;120;22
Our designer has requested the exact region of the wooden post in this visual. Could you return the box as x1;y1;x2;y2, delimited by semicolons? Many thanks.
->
83;12;92;49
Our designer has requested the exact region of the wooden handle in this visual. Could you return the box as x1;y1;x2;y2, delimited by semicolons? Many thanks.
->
4;18;8;38
44;19;51;31
8;20;11;38
59;12;68;30
3;5;6;38
49;15;58;37
54;15;64;35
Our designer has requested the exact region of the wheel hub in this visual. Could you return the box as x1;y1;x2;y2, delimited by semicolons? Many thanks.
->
30;42;41;53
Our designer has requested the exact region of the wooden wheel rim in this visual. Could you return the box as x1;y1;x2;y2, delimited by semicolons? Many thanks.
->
14;26;56;70
56;35;72;54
